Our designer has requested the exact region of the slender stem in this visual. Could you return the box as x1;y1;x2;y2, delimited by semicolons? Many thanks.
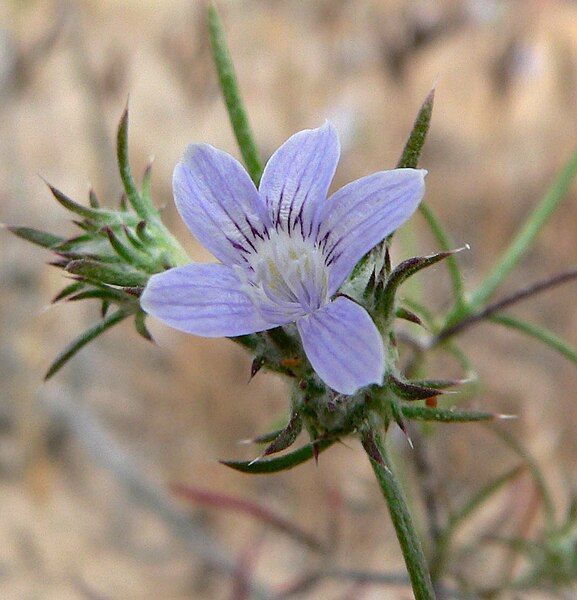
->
362;429;435;599
207;3;263;185
408;426;446;598
432;267;577;346
467;147;577;311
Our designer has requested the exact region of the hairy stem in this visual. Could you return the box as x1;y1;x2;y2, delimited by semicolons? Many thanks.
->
207;3;263;185
362;429;435;599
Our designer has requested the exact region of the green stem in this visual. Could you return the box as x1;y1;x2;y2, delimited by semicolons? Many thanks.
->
207;3;263;185
363;430;435;599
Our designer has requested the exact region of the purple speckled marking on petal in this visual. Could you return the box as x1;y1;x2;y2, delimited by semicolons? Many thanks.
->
259;123;340;237
173;144;271;266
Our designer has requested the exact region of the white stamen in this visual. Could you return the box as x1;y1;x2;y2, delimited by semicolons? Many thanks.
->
239;229;331;322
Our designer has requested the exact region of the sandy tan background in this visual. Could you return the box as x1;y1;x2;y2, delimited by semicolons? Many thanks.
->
2;0;577;598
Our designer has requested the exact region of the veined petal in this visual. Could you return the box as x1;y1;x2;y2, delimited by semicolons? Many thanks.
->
318;169;426;294
259;123;340;236
173;144;271;266
296;297;384;394
141;263;272;337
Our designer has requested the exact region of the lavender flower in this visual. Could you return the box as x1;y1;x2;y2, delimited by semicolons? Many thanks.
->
141;124;426;394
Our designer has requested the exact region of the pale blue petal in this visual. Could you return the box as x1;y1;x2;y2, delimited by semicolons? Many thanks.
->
259;123;340;236
296;297;384;394
173;144;271;266
141;263;272;337
318;169;426;295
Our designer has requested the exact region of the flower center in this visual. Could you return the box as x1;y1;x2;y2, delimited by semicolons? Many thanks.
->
238;230;330;322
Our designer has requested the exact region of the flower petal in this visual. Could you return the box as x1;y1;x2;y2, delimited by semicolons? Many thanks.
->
318;169;426;295
296;297;384;394
173;144;271;266
259;123;340;236
141;263;271;337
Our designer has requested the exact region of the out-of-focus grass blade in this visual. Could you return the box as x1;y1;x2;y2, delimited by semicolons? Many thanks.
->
221;439;335;474
52;281;85;303
469;147;577;311
488;424;556;529
491;313;577;365
45;309;126;379
207;3;263;185
448;464;525;531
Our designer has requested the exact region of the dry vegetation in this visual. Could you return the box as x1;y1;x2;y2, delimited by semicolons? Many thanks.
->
2;0;577;598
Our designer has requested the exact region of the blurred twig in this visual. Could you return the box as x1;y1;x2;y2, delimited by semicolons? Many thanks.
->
172;483;325;552
432;267;577;345
41;389;276;600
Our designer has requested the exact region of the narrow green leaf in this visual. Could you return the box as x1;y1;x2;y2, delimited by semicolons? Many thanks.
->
244;428;285;445
134;311;153;341
408;377;470;390
42;181;140;227
141;161;153;202
261;411;302;457
207;3;263;185
7;226;64;249
395;306;423;326
401;297;437;330
54;234;119;262
395;87;466;306
449;465;525;530
66;259;149;287
379;248;466;317
396;86;435;170
117;106;156;219
102;226;154;271
220;439;334;474
52;281;85;303
44;181;103;220
45;309;126;379
123;225;147;252
401;405;497;423
67;288;128;303
136;220;153;243
88;188;100;208
469;147;577;310
491;313;577;364
389;375;443;401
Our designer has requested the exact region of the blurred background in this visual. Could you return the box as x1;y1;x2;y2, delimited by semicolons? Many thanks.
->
2;0;577;598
